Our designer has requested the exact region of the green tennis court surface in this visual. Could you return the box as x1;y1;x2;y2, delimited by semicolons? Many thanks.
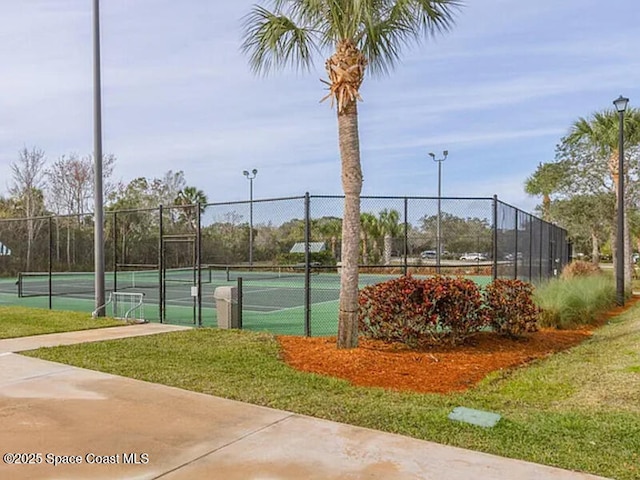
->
0;271;493;336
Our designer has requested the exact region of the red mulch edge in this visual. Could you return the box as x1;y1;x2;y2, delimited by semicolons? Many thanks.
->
277;296;639;394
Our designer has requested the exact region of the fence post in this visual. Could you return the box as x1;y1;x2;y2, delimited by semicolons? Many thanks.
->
528;217;533;282
113;211;117;293
48;216;53;310
304;193;311;337
539;219;544;281
492;195;498;281
159;205;164;323
237;277;243;329
197;202;202;327
403;197;408;276
514;209;518;280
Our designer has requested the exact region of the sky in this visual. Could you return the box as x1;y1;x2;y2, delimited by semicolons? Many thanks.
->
1;0;640;214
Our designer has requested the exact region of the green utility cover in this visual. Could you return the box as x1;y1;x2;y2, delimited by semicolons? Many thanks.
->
448;407;501;428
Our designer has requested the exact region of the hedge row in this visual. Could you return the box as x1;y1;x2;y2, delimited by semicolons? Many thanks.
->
358;276;538;347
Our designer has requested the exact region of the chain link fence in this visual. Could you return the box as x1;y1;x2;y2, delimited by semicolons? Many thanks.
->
0;194;569;335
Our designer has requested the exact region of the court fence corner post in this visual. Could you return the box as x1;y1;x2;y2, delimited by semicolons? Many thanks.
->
48;215;53;310
304;192;311;337
492;195;498;281
403;197;408;276
197;201;202;327
237;277;243;330
159;205;164;323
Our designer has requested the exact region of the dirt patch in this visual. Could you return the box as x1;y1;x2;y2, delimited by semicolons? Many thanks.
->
278;296;639;394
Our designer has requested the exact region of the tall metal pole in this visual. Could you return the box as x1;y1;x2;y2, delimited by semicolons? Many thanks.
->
429;151;447;274
613;95;629;306
93;0;105;316
249;177;253;265
243;169;258;266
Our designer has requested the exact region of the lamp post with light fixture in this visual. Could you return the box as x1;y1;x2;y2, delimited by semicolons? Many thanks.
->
613;95;629;306
429;150;448;273
93;0;105;316
243;169;258;266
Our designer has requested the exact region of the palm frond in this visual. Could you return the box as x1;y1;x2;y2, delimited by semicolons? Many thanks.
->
241;5;319;75
241;0;465;79
359;0;462;75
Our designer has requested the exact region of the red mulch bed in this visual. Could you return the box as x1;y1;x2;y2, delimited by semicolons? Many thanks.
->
278;297;639;394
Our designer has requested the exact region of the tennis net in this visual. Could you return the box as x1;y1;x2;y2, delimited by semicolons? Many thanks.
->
208;264;320;283
18;267;212;297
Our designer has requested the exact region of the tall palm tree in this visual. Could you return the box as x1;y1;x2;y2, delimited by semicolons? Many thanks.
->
316;216;342;260
242;0;462;348
378;209;401;265
360;212;380;264
174;186;208;231
567;108;640;287
524;161;567;222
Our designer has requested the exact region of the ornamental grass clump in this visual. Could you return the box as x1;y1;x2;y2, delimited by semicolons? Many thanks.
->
560;260;602;279
534;275;616;329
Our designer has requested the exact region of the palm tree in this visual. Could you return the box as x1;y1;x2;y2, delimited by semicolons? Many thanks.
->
378;208;401;265
360;213;380;264
242;0;462;348
174;186;208;231
524;162;567;222
567;108;640;287
316;217;342;260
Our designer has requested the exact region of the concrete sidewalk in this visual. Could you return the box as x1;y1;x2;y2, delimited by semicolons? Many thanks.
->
0;323;191;354
0;326;610;479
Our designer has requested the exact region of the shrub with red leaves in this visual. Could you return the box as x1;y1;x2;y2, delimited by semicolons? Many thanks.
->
422;276;487;345
358;275;487;346
484;279;539;337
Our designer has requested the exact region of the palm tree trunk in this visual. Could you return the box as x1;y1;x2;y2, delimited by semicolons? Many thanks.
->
337;102;362;349
612;163;633;294
361;231;369;265
384;234;392;265
542;194;551;222
590;231;600;265
624;201;633;290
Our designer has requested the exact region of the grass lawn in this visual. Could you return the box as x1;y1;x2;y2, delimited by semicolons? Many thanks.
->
0;306;124;339
24;303;640;480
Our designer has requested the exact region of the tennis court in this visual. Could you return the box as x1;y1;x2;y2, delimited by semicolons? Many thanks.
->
0;267;493;336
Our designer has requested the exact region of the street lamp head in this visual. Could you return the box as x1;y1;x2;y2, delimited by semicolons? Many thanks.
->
613;95;629;113
429;151;447;162
243;169;258;179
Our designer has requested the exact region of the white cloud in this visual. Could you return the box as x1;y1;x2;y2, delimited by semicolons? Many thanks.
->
0;0;639;228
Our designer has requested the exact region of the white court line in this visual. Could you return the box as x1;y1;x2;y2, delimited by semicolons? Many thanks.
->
261;299;339;315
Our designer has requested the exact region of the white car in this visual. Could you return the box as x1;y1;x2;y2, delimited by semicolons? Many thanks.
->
459;253;488;261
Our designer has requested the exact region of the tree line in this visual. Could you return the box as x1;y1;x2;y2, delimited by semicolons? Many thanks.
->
524;106;640;288
0;149;502;277
0;147;207;272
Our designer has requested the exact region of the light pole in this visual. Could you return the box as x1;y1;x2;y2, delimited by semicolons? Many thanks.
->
93;0;105;316
613;95;629;306
243;169;258;266
429;150;448;273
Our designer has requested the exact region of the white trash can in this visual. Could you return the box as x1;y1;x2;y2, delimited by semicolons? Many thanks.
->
214;286;239;329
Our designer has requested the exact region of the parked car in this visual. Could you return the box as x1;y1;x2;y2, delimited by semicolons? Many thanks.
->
504;252;523;261
459;252;488;261
420;250;437;259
